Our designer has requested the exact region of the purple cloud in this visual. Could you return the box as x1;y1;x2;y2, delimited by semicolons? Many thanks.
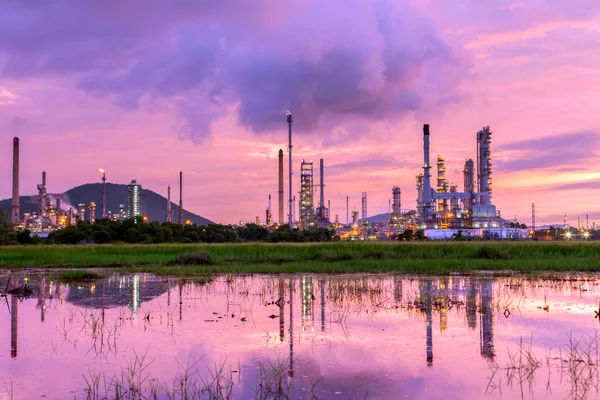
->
496;131;599;172
0;0;470;141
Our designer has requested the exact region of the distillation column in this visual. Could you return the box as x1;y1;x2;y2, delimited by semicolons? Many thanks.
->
476;127;492;205
437;156;448;212
463;159;475;212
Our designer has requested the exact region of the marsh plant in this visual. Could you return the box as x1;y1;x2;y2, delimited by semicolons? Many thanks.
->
486;331;600;400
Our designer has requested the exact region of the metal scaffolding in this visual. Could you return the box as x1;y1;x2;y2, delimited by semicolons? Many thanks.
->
299;160;315;229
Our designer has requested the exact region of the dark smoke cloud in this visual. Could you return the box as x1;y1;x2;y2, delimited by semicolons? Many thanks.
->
0;0;469;141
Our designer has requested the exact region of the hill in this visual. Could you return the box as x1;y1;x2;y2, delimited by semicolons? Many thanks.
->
0;183;213;225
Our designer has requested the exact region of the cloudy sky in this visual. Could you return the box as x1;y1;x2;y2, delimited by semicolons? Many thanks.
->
1;0;599;225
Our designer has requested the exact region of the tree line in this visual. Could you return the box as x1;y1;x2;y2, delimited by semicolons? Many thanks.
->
0;210;337;245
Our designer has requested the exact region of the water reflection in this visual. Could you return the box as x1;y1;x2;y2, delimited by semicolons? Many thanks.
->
66;275;173;310
11;292;17;359
2;272;600;399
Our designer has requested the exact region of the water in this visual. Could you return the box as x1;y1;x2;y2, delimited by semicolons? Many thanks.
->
2;272;600;399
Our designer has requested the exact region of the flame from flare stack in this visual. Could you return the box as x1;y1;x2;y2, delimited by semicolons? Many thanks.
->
99;168;105;173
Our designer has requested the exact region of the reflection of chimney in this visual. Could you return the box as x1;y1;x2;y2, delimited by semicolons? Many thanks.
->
466;281;477;330
178;172;183;224
179;280;183;321
38;277;47;322
12;137;20;223
426;305;433;366
279;279;285;342
479;280;495;359
289;278;294;378
421;279;433;366
278;149;284;225
11;294;18;358
320;279;325;332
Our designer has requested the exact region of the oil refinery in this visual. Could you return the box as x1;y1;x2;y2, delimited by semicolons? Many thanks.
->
6;136;192;233
4;117;595;240
253;116;590;240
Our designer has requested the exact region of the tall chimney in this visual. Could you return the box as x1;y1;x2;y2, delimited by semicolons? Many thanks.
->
346;196;349;225
287;114;293;227
422;124;432;208
278;149;284;224
101;171;106;219
361;192;367;221
319;159;325;209
11;137;19;223
38;171;47;218
167;185;172;222
178;172;183;224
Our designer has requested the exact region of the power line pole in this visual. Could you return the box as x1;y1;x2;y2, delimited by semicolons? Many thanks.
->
531;203;536;232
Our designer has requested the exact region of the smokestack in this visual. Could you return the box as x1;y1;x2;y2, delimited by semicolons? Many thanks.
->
38;171;47;220
346;196;349;225
11;137;19;223
101;171;106;219
422;124;432;207
328;200;330;221
167;185;172;222
287;114;293;227
361;192;367;221
319;159;325;209
178;172;183;224
56;198;61;214
278;149;284;225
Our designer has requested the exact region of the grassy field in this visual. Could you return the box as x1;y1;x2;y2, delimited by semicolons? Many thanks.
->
1;241;600;275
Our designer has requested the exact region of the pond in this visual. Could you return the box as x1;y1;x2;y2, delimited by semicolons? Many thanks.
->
1;272;600;399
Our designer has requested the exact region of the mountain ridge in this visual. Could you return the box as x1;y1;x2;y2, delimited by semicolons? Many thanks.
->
0;182;213;225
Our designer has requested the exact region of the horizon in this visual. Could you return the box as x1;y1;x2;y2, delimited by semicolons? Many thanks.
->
1;1;599;226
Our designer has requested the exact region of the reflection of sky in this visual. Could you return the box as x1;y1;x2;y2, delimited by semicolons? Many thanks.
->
1;274;600;399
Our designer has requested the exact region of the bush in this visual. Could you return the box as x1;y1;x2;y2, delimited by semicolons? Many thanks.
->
475;246;511;260
168;251;215;266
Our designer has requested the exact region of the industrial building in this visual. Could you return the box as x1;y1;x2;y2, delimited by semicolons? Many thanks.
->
261;118;533;240
415;124;528;239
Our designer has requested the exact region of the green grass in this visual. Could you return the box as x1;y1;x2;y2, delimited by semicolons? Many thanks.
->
1;242;599;275
53;269;108;282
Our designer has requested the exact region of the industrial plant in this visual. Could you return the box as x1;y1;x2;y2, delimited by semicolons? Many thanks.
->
252;115;593;240
6;136;191;233
4;116;595;240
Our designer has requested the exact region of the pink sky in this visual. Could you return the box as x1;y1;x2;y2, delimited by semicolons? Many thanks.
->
1;0;599;225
